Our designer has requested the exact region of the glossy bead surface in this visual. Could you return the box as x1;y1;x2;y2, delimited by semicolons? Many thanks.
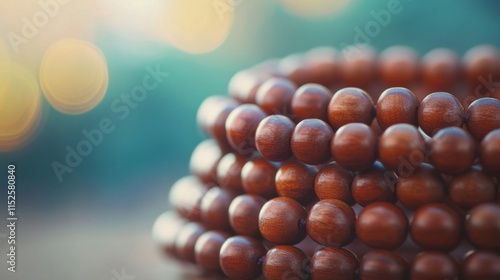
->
463;250;500;280
194;231;230;272
310;247;358;280
422;48;460;91
356;202;408;250
341;45;376;87
259;197;307;245
189;139;222;186
305;47;339;86
463;45;500;84
219;236;266;280
216;153;247;192
396;163;445;209
328;87;375;130
255;78;296;115
275;161;316;204
262;245;309;280
418;92;465;136
228;70;266;104
152;211;186;256
255;115;295;162
169;176;207;221
241;158;278;198
291;119;334;165
228;194;266;237
225;104;266;156
279;53;310;86
200;187;237;231
466;203;500;250
449;169;496;209
307;199;356;246
410;252;459;280
466;97;500;141
360;250;408;280
429;127;476;175
379;124;425;174
481;129;500;175
175;222;206;262
379;46;419;86
376;87;419;130
351;162;397;207
331;123;377;171
291;83;333;122
314;163;355;205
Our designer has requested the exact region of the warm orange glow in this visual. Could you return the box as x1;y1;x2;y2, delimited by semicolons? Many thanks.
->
279;0;351;18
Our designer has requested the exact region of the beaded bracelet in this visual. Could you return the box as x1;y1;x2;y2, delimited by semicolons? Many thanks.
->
153;45;500;280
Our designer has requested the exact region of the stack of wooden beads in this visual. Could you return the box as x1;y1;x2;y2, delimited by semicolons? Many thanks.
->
153;45;500;280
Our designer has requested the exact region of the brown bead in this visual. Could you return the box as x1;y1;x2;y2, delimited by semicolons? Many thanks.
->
194;231;230;272
305;46;340;87
216;153;247;192
356;202;408;250
466;203;500;250
225;104;267;156
169;176;207;221
418;92;465;136
255;77;296;115
360;250;408;280
200;187;237;231
307;199;356;246
241;158;278;198
152;211;186;256
463;45;500;84
314;162;355;205
262;245;309;280
410;252;459;280
341;45;377;87
396;163;446;209
229;194;266;237
189;139;222;187
291;119;334;165
463;250;500;280
449;169;496;209
255;115;295;162
259;197;308;245
279;53;310;86
310;247;358;280
379;46;419;86
275;161;316;204
376;87;419;130
422;48;460;91
219;236;266;280
331;123;377;171
328;87;375;130
291;83;333;122
175;222;206;262
379;123;426;174
228;70;266;104
481;129;500;175
410;203;463;251
466;97;500;141
351;162;397;207
429;127;476;175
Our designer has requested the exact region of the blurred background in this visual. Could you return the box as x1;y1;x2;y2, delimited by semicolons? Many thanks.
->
0;0;499;279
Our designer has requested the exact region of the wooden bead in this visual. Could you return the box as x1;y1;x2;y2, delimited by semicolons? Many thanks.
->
481;129;500;175
200;187;237;231
410;203;463;251
259;197;308;245
194;231;230;272
463;250;500;280
216;153;247;192
466;97;500;141
225;104;267;156
228;70;266;104
429;127;476;175
307;199;356;246
463;45;500;84
314;162;355;205
229;194;267;237
466;203;500;250
310;247;358;280
341;45;376;87
379;124;425;174
418;92;465;136
396;163;446;209
351;162;397;207
291;118;334;165
275;161;316;204
327;87;375;130
152;211;186;256
422;48;460;91
291;83;333;122
255;77;296;115
449;169;496;209
410;252;459;280
241;158;278;198
331;123;377;171
360;250;408;280
189;139;222;187
305;46;340;87
376;87;419;130
169;176;207;221
356;202;408;250
255;115;295;162
175;222;206;262
379;46;419;86
262;245;309;280
279;53;310;86
219;236;266;280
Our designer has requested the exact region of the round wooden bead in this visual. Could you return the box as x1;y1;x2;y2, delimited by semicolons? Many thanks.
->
410;203;463;251
279;53;310;86
255;78;296;115
418;92;465;136
410;252;459;280
314;163;355;205
331;123;377;171
449;169;496;209
291;83;333;122
327;87;375;130
463;250;500;280
169;176;207;221
466;203;500;250
351;162;397;207
200;187;237;231
466;97;500;141
396;163;446;209
152;211;186;256
341;45;376;87
189;139;222;187
255;115;295;162
310;247;358;280
194;231;230;272
259;197;308;245
291;119;334;165
228;70;266;104
241;158;278;198
481;129;500;175
216;153;247;192
229;194;267;237
262;245;309;280
429;127;476;175
376;87;419;130
307;199;356;246
305;46;340;87
225;104;267;156
379;123;425;174
379;46;419;86
356;202;408;250
422;48;460;91
360;250;408;280
219;236;266;280
275;161;316;204
463;45;500;84
175;222;206;262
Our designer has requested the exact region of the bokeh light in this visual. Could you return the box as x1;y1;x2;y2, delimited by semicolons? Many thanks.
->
39;38;108;114
278;0;351;18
